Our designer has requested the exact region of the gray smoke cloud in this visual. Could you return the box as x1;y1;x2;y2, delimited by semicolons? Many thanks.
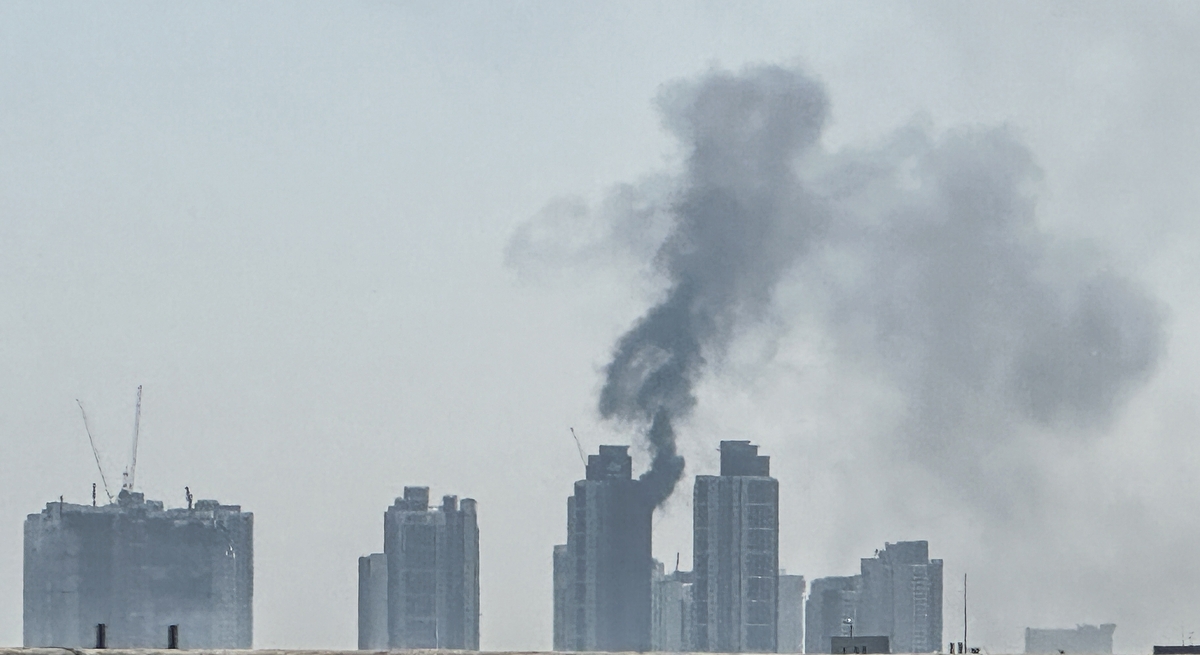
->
596;66;831;507
509;63;1163;511
806;123;1164;510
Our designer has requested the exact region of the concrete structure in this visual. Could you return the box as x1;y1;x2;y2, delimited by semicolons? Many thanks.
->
651;561;694;652
553;545;570;651
23;490;253;648
806;542;942;654
693;441;779;653
777;572;805;653
553;445;653;652
832;636;891;654
856;541;942;654
378;487;479;650
805;576;861;655
357;553;387;650
1025;624;1115;654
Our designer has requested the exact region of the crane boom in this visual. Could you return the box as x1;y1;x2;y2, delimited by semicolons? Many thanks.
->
76;399;114;503
570;427;586;466
122;385;142;492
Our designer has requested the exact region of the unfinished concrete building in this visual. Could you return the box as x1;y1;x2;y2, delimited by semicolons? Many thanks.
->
777;572;805;653
23;489;253;648
693;440;779;653
553;445;653;652
1025;624;1116;654
373;486;479;650
651;560;694;652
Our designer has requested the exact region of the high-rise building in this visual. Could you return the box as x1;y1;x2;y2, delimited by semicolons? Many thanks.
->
1025;624;1115;654
857;542;942;654
651;560;694;652
777;572;805;653
24;490;253;648
805;576;860;655
358;553;388;650
378;487;479;650
805;542;942;654
693;440;779;653
553;445;653;652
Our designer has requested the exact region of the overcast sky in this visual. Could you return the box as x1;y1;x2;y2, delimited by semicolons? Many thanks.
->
3;2;1200;653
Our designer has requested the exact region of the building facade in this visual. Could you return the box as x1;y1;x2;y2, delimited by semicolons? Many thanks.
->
24;490;253;648
651;561;694;652
805;542;942;654
357;553;388;650
693;440;779;653
378;487;479;650
1025;624;1116;653
857;541;942;654
805;576;861;654
777;572;805;653
553;445;653;652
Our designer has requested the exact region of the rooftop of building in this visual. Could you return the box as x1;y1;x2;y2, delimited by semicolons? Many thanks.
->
718;440;771;477
584;444;633;481
27;489;247;521
390;486;476;512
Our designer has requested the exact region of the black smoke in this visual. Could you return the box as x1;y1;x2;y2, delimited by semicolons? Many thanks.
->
596;66;831;507
509;64;1163;511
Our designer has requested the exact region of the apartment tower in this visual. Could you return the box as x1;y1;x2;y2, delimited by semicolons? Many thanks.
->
553;445;653;652
375;487;479;649
693;440;779;653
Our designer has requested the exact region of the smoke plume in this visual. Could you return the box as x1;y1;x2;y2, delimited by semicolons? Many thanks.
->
596;67;830;507
509;64;1163;512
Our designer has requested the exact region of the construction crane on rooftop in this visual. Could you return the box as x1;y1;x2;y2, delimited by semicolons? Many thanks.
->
76;399;114;504
122;385;143;492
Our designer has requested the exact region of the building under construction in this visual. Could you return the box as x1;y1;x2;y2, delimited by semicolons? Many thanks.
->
23;489;253;648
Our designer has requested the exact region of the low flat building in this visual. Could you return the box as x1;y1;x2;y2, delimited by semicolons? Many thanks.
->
1025;624;1115;654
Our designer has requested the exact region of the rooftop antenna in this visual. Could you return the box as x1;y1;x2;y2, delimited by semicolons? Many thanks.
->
76;399;114;503
674;552;680;573
122;385;142;492
569;428;586;466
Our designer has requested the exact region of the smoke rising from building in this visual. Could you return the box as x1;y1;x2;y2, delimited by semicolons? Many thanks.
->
595;67;832;508
509;63;1163;511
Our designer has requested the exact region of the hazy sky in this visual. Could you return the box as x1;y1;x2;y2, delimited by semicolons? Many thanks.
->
3;2;1200;652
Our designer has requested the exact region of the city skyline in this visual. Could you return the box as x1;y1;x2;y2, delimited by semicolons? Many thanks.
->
2;3;1197;653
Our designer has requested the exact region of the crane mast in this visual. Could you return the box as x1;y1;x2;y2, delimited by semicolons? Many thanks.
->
122;385;142;492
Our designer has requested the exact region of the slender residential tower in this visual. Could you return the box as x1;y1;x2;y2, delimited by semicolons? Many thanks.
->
693;441;779;653
553;445;653;652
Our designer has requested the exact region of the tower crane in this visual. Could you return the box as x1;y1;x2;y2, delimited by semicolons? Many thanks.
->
76;399;114;504
122;385;142;492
